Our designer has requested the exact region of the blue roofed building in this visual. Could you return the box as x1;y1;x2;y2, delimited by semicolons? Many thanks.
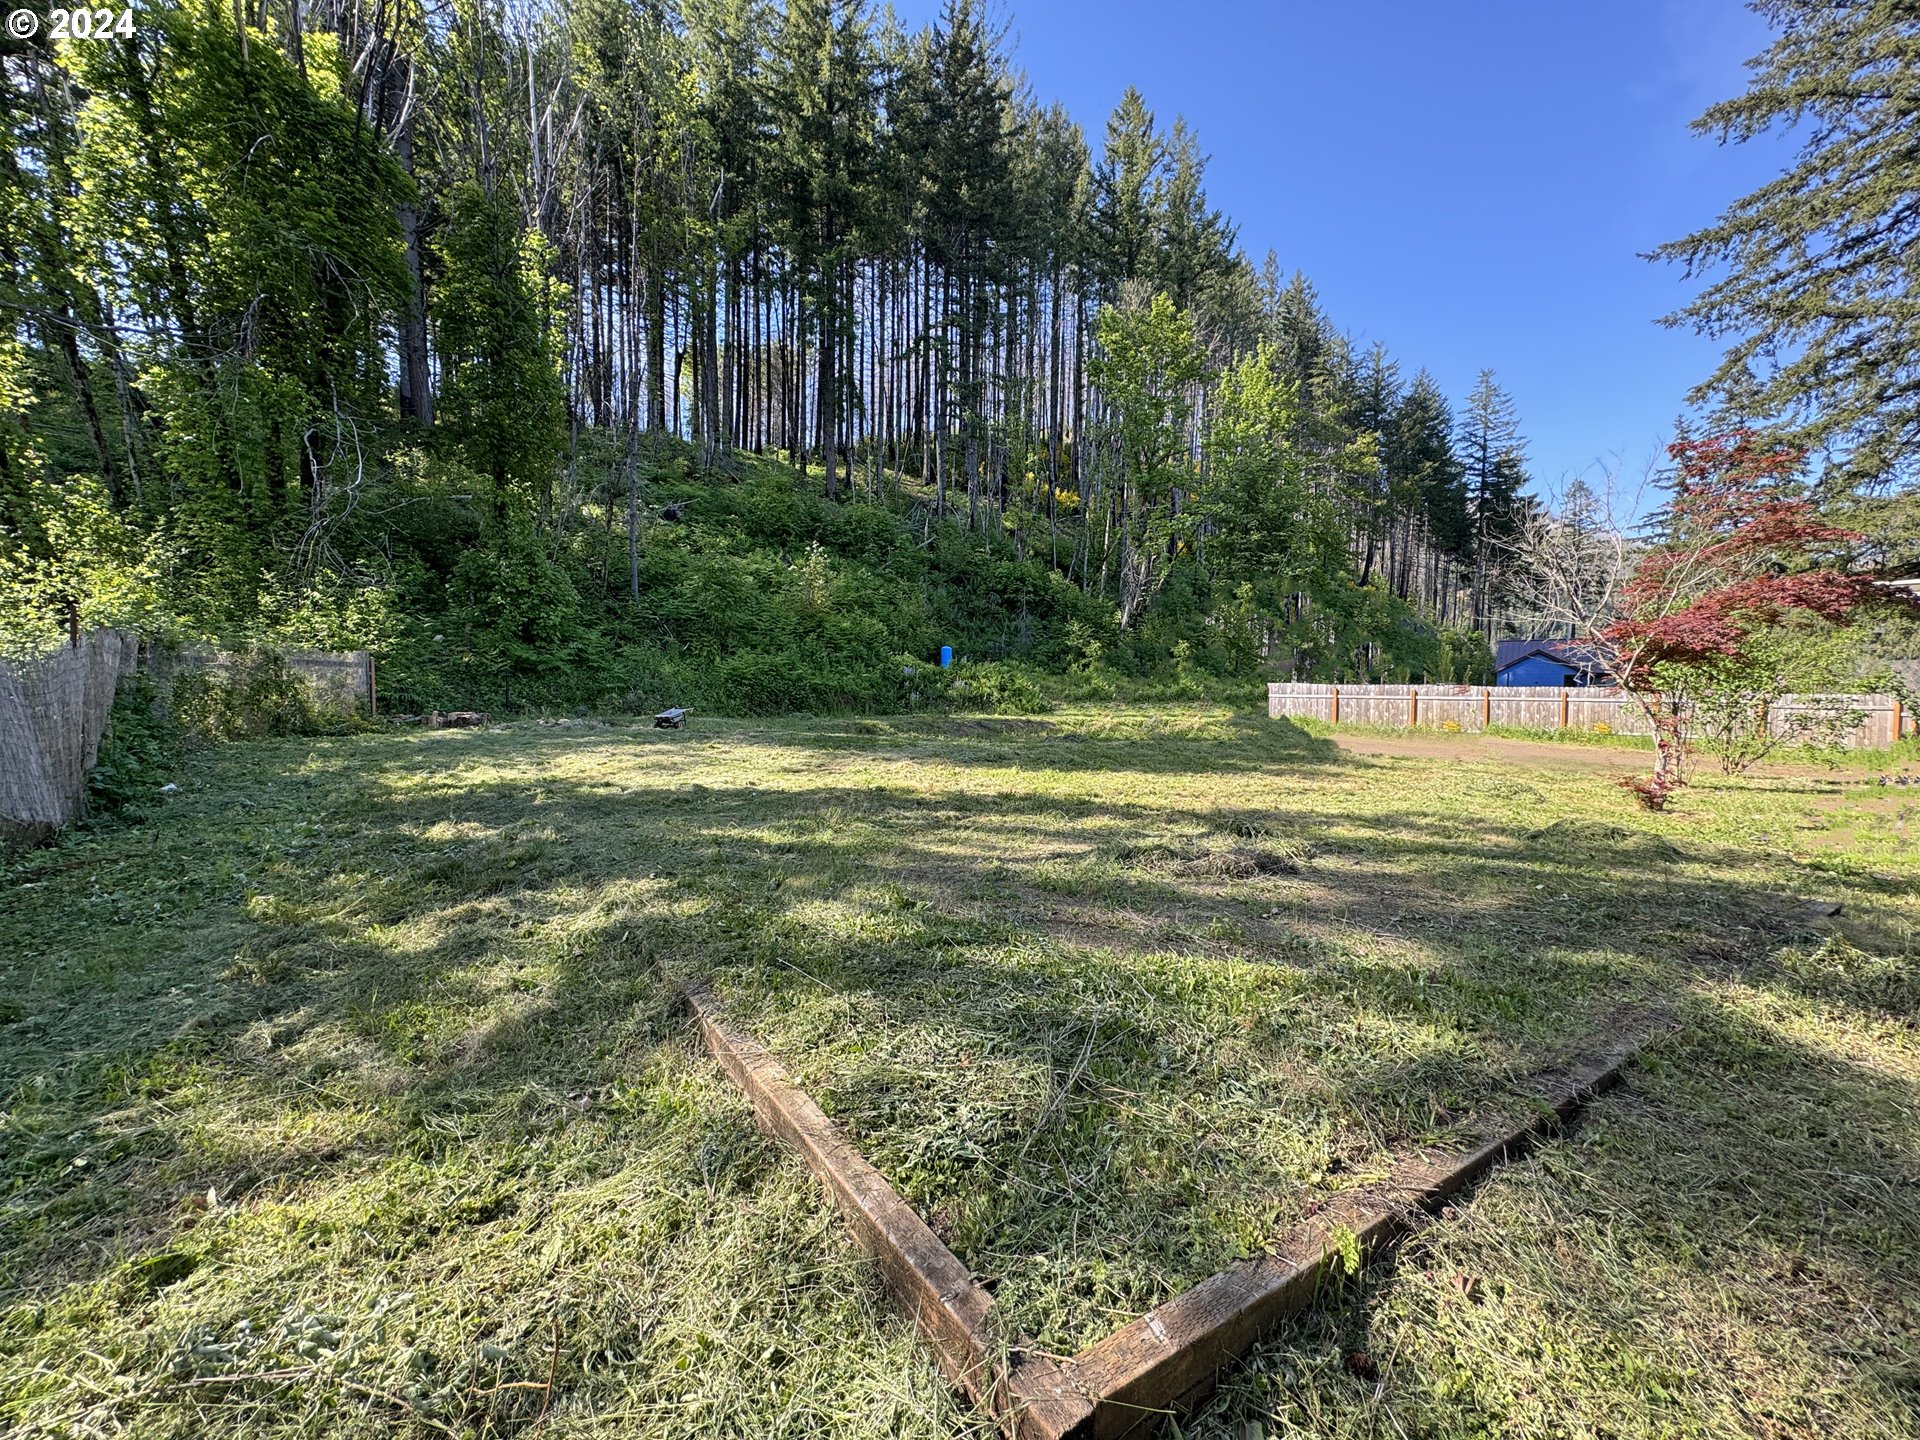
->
1493;638;1609;687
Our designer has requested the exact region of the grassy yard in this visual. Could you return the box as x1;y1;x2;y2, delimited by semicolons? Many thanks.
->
3;707;1916;1438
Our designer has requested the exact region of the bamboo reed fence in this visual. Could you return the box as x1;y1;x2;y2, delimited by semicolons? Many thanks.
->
3;633;374;850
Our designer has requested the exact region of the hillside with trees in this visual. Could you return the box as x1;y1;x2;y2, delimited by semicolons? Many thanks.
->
8;0;1557;710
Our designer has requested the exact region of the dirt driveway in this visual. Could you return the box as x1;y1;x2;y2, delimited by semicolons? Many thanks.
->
1330;728;1914;792
1331;729;1645;773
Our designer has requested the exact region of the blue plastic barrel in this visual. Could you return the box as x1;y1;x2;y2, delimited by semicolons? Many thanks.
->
939;645;953;668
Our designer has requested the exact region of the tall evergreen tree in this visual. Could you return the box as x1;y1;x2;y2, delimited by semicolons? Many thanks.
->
918;0;1012;524
1148;118;1234;313
1392;371;1470;560
1090;86;1162;293
1457;368;1529;629
1653;0;1920;492
767;0;879;497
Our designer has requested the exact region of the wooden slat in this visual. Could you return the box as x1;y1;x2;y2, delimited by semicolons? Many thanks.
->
1060;1034;1650;1438
1409;686;1485;732
1267;683;1335;722
1767;693;1899;749
686;986;1095;1440
1269;683;1896;747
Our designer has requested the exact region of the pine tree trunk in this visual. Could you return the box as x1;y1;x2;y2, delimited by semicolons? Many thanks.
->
394;72;433;426
819;281;837;500
646;267;667;434
626;423;641;602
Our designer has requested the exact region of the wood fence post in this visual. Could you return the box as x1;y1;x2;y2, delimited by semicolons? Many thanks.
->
1409;686;1419;728
1560;689;1570;731
1482;687;1492;728
1331;686;1340;725
1894;696;1904;743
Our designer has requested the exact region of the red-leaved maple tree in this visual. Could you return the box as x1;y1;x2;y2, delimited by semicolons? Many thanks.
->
1601;431;1874;804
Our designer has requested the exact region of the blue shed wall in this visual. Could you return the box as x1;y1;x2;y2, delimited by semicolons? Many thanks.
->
1495;654;1579;687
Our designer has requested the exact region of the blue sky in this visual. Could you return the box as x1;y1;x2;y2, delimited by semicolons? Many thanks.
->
888;0;1798;501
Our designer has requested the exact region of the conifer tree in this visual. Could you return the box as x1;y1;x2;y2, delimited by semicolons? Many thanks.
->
1392;372;1470;561
1654;0;1920;492
1148;119;1234;313
766;0;878;498
1090;87;1162;293
1457;369;1530;630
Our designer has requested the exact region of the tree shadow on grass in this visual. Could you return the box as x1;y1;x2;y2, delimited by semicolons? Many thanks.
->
3;720;1916;1432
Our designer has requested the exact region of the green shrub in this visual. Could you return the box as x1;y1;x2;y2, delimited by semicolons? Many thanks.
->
85;674;183;819
946;660;1050;715
712;650;824;714
171;648;347;742
896;655;952;711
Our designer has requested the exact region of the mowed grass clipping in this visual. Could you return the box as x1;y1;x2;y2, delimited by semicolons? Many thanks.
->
3;707;1917;1437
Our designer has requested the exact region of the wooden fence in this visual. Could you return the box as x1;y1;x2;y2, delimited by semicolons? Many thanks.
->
1268;682;1910;750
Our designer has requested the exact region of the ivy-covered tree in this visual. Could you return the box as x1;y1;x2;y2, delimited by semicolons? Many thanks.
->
433;182;567;526
61;1;408;622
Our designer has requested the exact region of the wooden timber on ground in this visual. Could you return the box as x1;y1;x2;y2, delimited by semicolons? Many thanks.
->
685;986;1091;1438
1054;1034;1648;1436
686;983;1654;1439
